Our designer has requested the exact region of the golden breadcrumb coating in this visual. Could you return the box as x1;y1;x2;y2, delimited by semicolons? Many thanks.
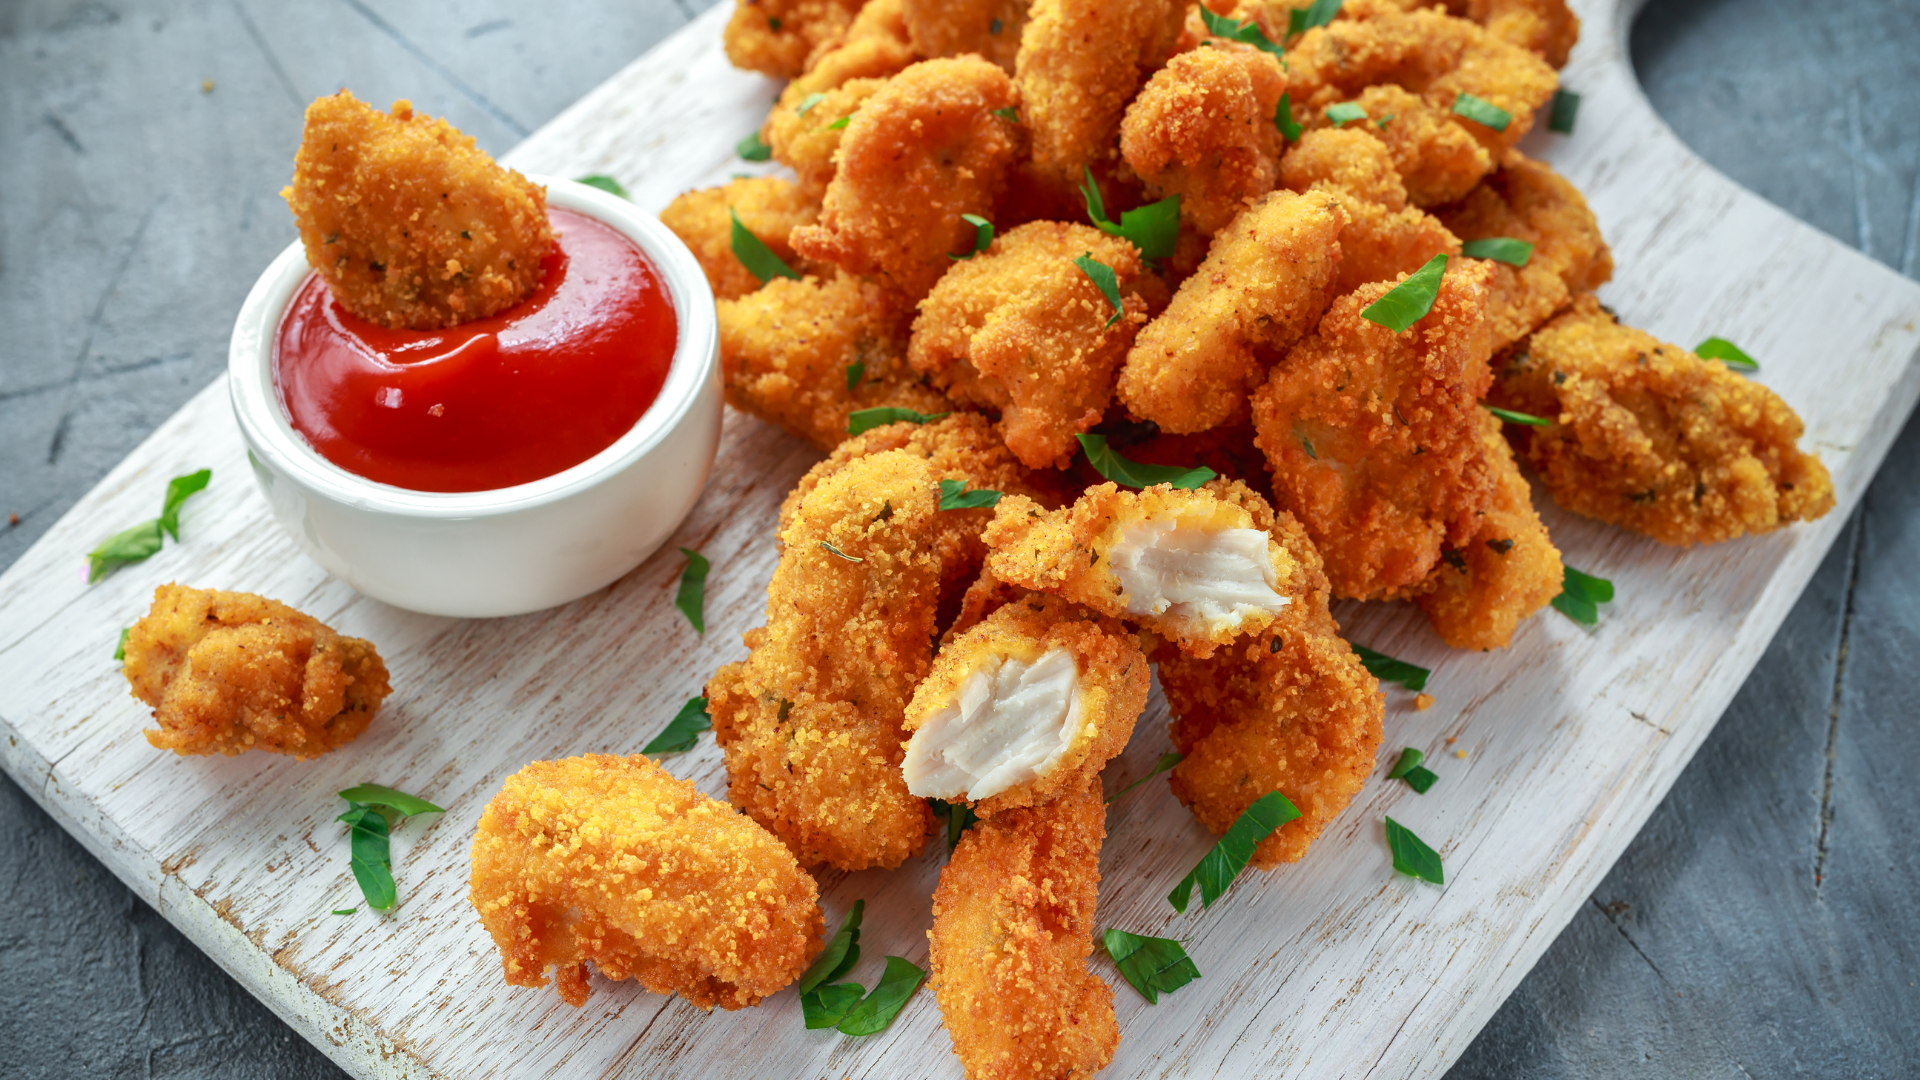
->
706;451;939;869
1117;189;1347;433
1450;0;1579;67
1251;259;1499;600
282;92;552;330
1279;127;1461;296
1488;294;1835;545
791;57;1020;302
983;479;1302;657
1436;152;1613;352
124;584;389;761
905;594;1149;816
942;565;1031;645
468;754;823;1010
724;0;868;78
1345;84;1495;207
658;177;820;302
718;270;953;450
1158;500;1384;867
909;222;1163;469
928;777;1118;1080
1014;0;1189;191
1120;45;1288;236
765;77;888;199
902;0;1032;70
786;0;922;97
1412;408;1563;649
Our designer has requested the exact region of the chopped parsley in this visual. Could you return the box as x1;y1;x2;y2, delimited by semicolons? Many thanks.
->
88;468;212;583
331;908;357;916
845;361;865;390
1102;929;1201;1004
1460;237;1534;267
1386;748;1438;794
1079;167;1180;262
795;92;828;115
1552;565;1614;625
938;478;1002;510
803;983;864;1028
736;130;773;161
1197;7;1284;55
1168;791;1300;912
847;406;949;435
113;627;130;661
643;696;712;755
1107;752;1182;804
835;956;926;1036
991;106;1020;123
930;798;979;851
1548;89;1581;134
1274;92;1303;143
818;540;864;563
1451;93;1512;131
1325;101;1368;126
1385;816;1444;885
729;208;800;284
1360;254;1448;333
1286;0;1343;39
674;548;708;634
1352;644;1429;691
1484;404;1551;426
1073;252;1126;327
159;468;211;541
827;114;852;130
950;213;994;261
575;174;629;199
799;900;864;995
1076;434;1217;490
335;785;444;912
1695;337;1758;371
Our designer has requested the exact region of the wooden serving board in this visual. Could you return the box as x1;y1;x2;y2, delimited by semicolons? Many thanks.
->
3;0;1918;1077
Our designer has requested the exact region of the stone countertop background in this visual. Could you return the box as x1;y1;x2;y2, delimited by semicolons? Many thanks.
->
1;0;1914;1076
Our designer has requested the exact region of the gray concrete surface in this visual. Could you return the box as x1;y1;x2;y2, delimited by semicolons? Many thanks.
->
0;0;1914;1076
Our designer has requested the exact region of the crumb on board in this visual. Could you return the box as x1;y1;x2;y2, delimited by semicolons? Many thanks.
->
1413;693;1434;711
201;79;215;93
1453;749;1467;759
1445;736;1457;745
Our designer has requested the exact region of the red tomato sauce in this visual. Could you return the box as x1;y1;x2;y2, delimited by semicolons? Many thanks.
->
274;207;678;493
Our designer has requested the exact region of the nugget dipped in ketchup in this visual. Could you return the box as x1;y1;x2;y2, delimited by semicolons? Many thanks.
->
274;92;678;493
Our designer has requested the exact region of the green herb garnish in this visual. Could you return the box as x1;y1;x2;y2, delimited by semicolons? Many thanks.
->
88;468;213;583
113;627;130;661
1168;791;1300;912
847;406;950;435
576;175;629;198
1460;237;1534;267
991;106;1020;123
737;131;773;161
158;468;211;541
1286;0;1342;39
802;982;866;1028
331;908;357;916
1325;101;1368;126
729;208;800;284
1072;252;1126;328
799;900;864;995
1107;752;1182;804
827;114;851;130
795;92;828;115
674;548;709;633
1451;93;1512;131
337;784;445;818
1552;565;1614;625
335;785;444;912
818;540;864;562
1386;748;1438;794
1351;644;1429;691
1197;8;1284;55
643;696;713;755
1102;928;1202;1004
1076;434;1216;490
845;361;865;391
1385;816;1444;885
1547;89;1580;134
1359;254;1447;333
938;478;1002;511
1484;404;1551;426
950;213;994;261
930;798;979;851
1079;168;1180;262
835;956;926;1036
1274;92;1303;143
1695;337;1758;371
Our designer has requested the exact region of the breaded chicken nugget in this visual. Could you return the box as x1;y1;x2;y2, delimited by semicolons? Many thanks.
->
928;776;1118;1080
791;58;1020;302
124;584;390;760
1279;127;1460;296
902;0;1032;70
1015;0;1189;191
1453;0;1579;68
1341;84;1494;207
942;565;1031;645
718;270;953;449
1158;502;1384;867
707;451;940;869
1120;46;1288;236
659;176;820;302
1117;189;1346;433
983;479;1298;657
283;93;552;330
469;754;823;1009
1412;408;1563;649
910;222;1162;469
903;594;1149;815
1488;295;1835;545
1251;259;1499;600
764;77;888;198
1436;152;1613;352
724;0;868;79
786;0;922;97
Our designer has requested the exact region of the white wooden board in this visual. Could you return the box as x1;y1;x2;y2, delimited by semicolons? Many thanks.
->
3;0;1919;1076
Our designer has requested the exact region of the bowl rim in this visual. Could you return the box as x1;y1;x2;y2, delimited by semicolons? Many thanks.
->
228;174;720;519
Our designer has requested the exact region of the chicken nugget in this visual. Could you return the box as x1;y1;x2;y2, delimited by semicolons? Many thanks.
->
124;583;390;761
910;222;1162;469
1343;84;1495;207
1450;0;1579;68
1014;0;1189;192
469;754;823;1009
718;270;953;449
707;451;940;869
1487;294;1835;545
785;0;922;97
1120;45;1288;236
1117;189;1346;433
659;177;820;302
1251;258;1499;600
928;776;1118;1080
764;77;888;199
1159;503;1384;867
791;57;1020;302
724;0;868;79
904;594;1149;816
902;0;1032;70
283;92;552;330
1280;127;1460;295
983;478;1299;657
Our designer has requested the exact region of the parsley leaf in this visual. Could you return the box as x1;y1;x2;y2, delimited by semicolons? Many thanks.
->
938;478;1003;510
930;799;979;851
336;784;445;819
737;131;773;161
331;908;357;916
795;92;828;115
827;114;851;130
1107;752;1182;804
991;106;1020;123
1197;7;1284;54
1552;565;1614;625
799;900;865;995
1451;93;1512;131
1274;92;1303;143
675;548;709;634
847;406;949;436
1385;816;1444;885
1077;434;1216;490
1387;748;1439;793
335;785;442;912
802;982;865;1029
1387;747;1424;780
1360;254;1448;333
113;627;130;662
643;696;712;755
1102;928;1202;1004
1286;0;1342;39
576;175;629;199
1078;168;1179;261
1073;252;1126;327
1404;765;1438;793
845;361;864;390
950;213;994;261
87;519;163;584
1352;644;1429;691
1485;404;1552;426
1168;791;1300;912
1696;337;1759;371
158;468;211;541
1548;89;1581;134
818;540;864;563
729;208;801;284
1326;101;1368;126
1460;237;1534;267
836;956;926;1036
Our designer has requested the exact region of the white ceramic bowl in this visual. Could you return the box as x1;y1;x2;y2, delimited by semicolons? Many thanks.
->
228;175;722;618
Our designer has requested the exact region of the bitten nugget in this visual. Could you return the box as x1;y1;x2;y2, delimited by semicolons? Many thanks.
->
706;451;940;869
1117;189;1347;433
1157;501;1384;867
984;479;1298;657
659;177;820;301
1279;127;1460;296
1488;295;1835;545
124;584;390;760
928;777;1118;1080
903;594;1149;816
1251;259;1499;600
1015;0;1188;193
910;221;1162;469
1120;45;1288;236
469;754;823;1009
902;0;1032;70
723;0;868;79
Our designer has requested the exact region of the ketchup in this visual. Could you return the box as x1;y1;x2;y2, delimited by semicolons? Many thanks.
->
274;207;678;493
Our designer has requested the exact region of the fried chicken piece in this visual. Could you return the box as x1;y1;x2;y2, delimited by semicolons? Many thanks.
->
124;583;390;761
902;0;1032;70
1251;258;1499;600
1117;189;1346;433
1436;152;1612;352
790;57;1020;302
283;92;552;331
1158;501;1384;867
706;451;940;869
984;478;1298;657
1488;295;1835;545
469;754;823;1009
1279;127;1460;295
787;0;922;96
942;565;1031;645
1341;84;1494;207
1014;0;1189;192
1412;408;1563;649
909;222;1162;469
659;177;820;302
928;776;1118;1080
1448;0;1579;68
1120;45;1288;236
904;594;1148;815
723;0;868;79
718;270;952;449
764;77;888;199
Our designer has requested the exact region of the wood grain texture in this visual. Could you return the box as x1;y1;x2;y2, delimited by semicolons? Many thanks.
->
1;2;1917;1079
